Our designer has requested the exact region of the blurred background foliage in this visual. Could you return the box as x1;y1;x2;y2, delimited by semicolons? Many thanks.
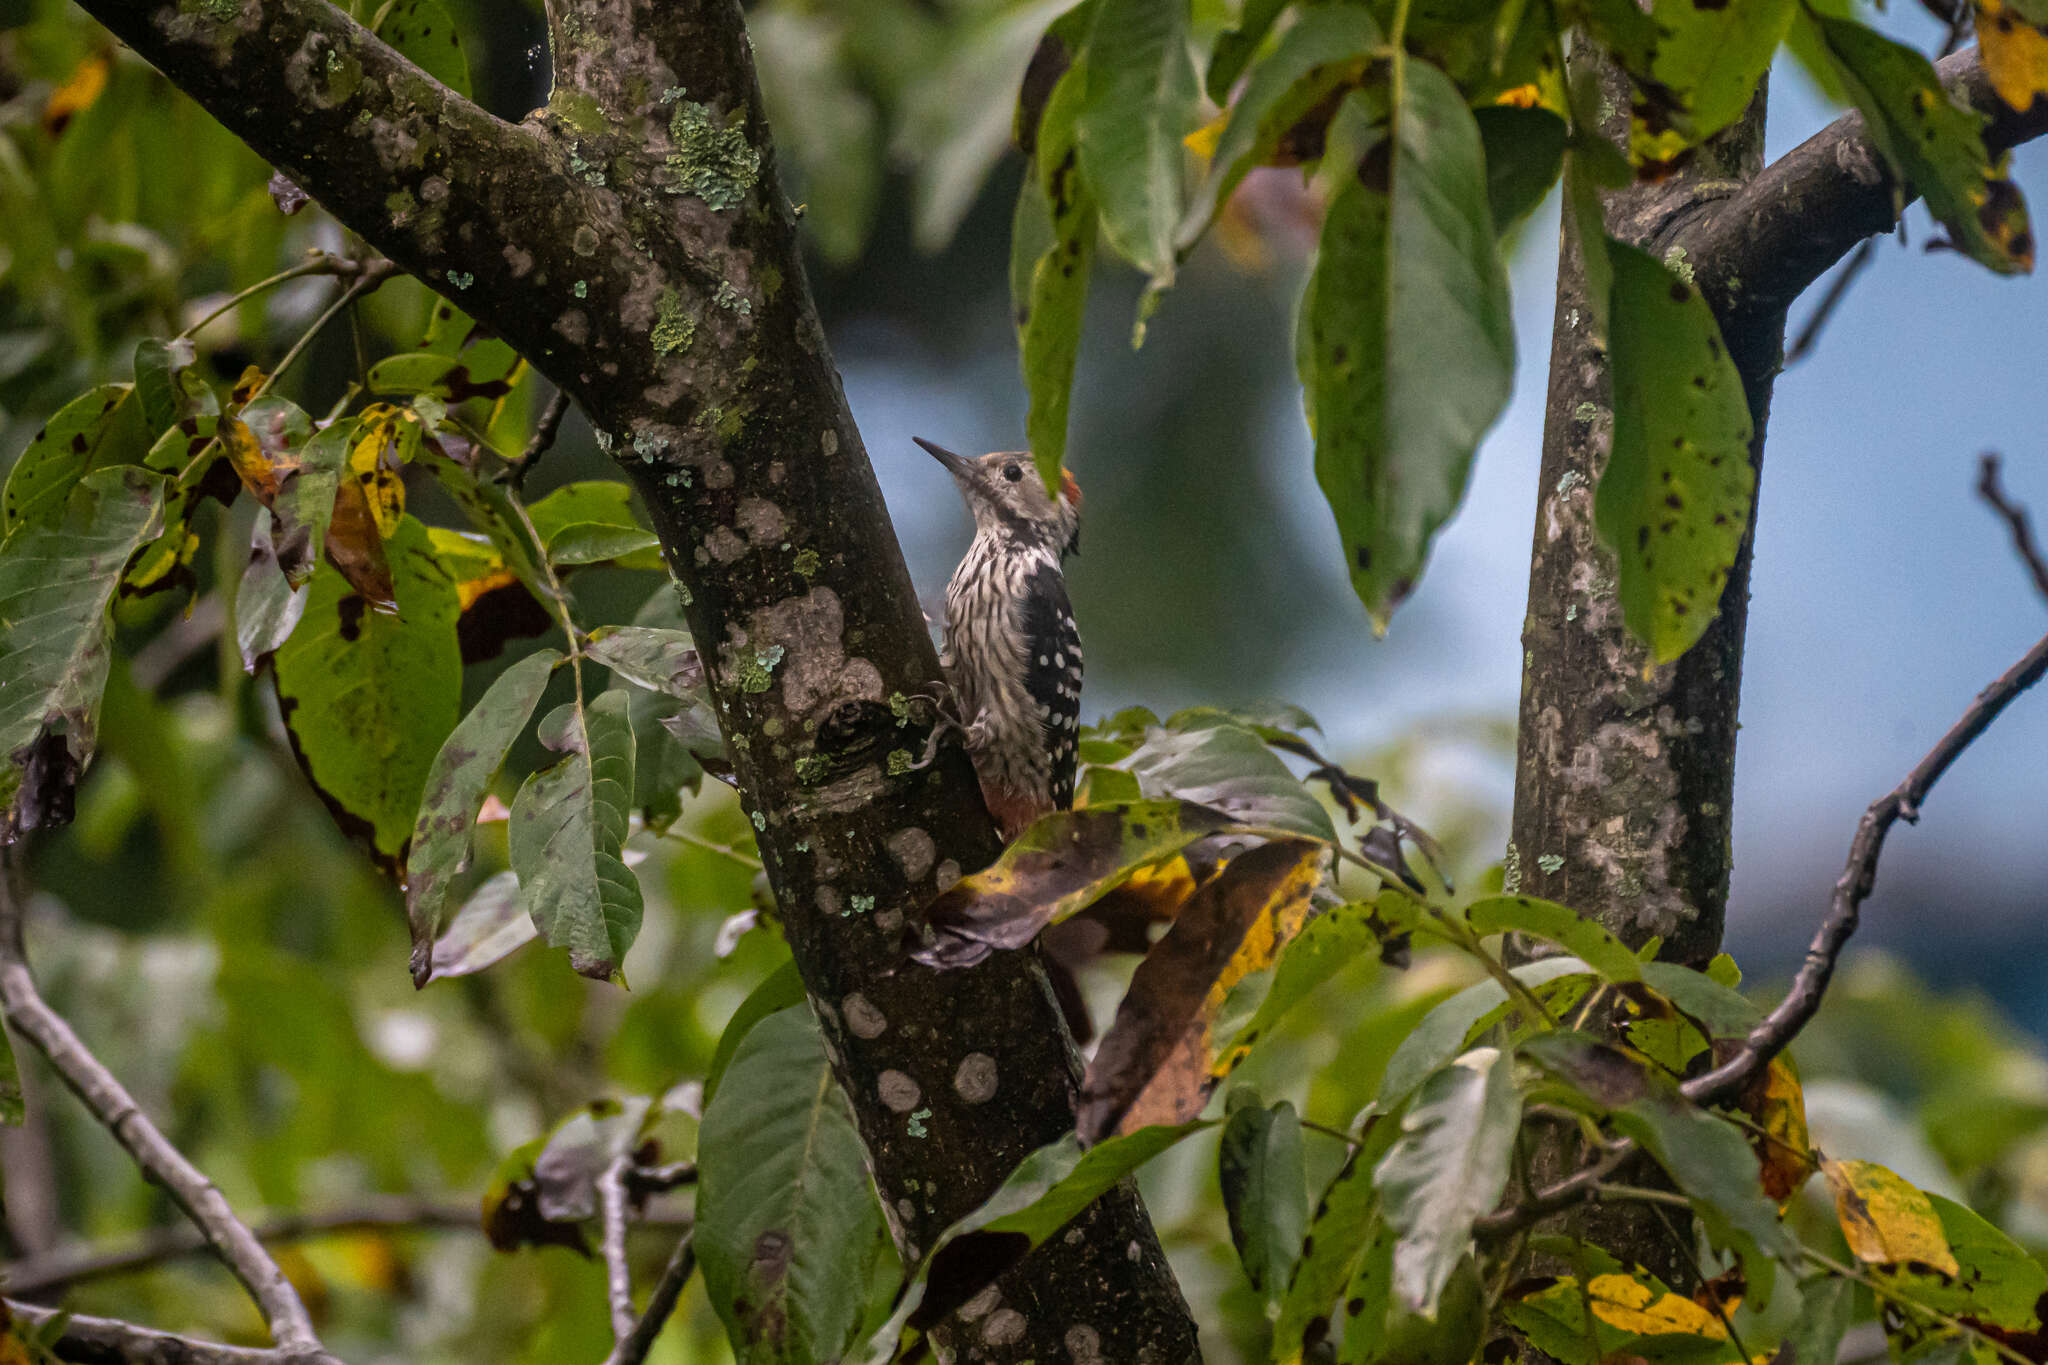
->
4;0;2048;1361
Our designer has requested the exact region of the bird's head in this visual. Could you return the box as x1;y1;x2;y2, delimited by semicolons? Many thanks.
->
916;438;1081;558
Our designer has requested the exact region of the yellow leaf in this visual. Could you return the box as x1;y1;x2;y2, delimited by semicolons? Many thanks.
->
1585;1272;1728;1338
1496;83;1543;108
43;52;110;137
1183;111;1228;159
361;468;406;537
1743;1055;1816;1205
1977;0;2048;111
1823;1157;1961;1275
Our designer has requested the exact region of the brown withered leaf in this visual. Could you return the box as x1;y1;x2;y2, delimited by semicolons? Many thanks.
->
324;477;398;611
912;800;1237;969
1077;838;1325;1143
1736;1052;1817;1204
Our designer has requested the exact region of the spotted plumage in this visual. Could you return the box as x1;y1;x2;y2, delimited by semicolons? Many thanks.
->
918;438;1083;839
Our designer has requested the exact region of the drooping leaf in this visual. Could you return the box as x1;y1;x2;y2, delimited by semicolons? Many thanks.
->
1219;1095;1309;1308
509;688;644;981
1206;0;1292;103
1615;1091;1791;1304
1626;0;1797;161
235;515;309;671
276;416;355;587
1374;1047;1520;1315
914;799;1235;968
1807;11;2033;273
420;871;537;984
1076;0;1198;286
1300;75;1515;633
1273;1119;1403;1364
272;514;462;867
864;1121;1211;1357
1595;241;1755;663
1784;1276;1856;1365
1016;59;1098;492
372;0;472;99
1179;6;1383;249
1742;1056;1817;1203
1080;839;1325;1138
524;480;661;569
1;385;137;534
698;1007;889;1365
133;336;215;435
406;647;561;983
1890;1193;2048;1326
1217;898;1405;1077
1352;1256;1485;1365
0;466;165;832
1474;105;1569;235
1374;957;1592;1112
1976;0;2048;112
1823;1157;1960;1275
1118;718;1337;840
1465;895;1643;981
585;626;704;698
703;959;806;1107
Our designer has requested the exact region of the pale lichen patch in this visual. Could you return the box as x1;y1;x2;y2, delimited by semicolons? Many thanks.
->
735;496;787;546
843;992;887;1038
749;587;884;718
886;827;935;882
877;1069;921;1112
953;1052;997;1103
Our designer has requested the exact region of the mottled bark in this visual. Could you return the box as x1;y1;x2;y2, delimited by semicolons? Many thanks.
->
70;0;1198;1357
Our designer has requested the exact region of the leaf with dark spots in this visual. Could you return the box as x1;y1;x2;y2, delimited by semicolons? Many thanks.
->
698;1008;886;1365
1220;1096;1309;1309
235;516;309;672
1273;1123;1403;1362
371;0;472;99
1520;1031;1655;1110
1465;895;1644;981
1;384;141;535
913;800;1236;968
419;871;538;984
586;626;706;699
866;1121;1211;1355
407;648;561;984
481;1138;592;1255
134;336;217;435
273;514;461;868
0;466;166;836
1078;838;1326;1141
368;350;520;405
1595;241;1754;663
1014;59;1097;492
509;689;643;981
324;476;399;611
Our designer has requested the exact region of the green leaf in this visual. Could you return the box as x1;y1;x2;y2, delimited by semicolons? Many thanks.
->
1180;6;1383;250
524;480;660;569
698;1007;889;1365
0;1015;19;1125
234;516;309;671
406;647;561;983
273;416;356;587
864;1121;1211;1359
751;9;882;264
704;958;806;1108
0;467;165;829
915;799;1235;968
1119;718;1337;840
1375;957;1591;1112
1784;1276;1856;1365
372;0;472;99
419;871;537;984
1;385;137;534
1886;1193;2048;1326
272;514;462;866
585;626;703;698
509;688;643;981
1595;241;1755;663
1076;0;1198;285
1465;895;1643;981
1017;60;1098;492
1300;74;1515;633
1613;1092;1790;1305
1639;960;1762;1035
366;349;519;403
1374;1047;1520;1315
1207;0;1293;103
1630;0;1797;159
134;336;215;435
1806;11;2032;273
1220;899;1391;1067
1274;1120;1403;1361
1220;1096;1309;1307
1475;105;1568;235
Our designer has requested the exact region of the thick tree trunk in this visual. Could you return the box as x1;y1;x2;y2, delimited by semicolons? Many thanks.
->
67;0;1200;1356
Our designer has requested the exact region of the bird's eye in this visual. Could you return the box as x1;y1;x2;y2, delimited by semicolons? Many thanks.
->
1003;464;1023;482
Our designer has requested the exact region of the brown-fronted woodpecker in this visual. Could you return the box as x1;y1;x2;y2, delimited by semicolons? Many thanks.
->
917;438;1084;840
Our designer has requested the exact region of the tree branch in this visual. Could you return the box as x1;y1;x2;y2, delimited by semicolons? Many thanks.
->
598;1155;637;1343
0;853;335;1361
3;1300;321;1365
601;1235;697;1365
1684;47;2048;328
1682;463;2048;1107
68;0;1198;1351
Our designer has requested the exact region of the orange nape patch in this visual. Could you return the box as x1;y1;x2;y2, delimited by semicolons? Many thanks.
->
1059;468;1083;513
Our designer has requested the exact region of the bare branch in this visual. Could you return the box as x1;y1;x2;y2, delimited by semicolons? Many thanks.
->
1783;239;1879;367
598;1155;637;1343
3;1300;321;1365
602;1235;697;1365
1978;454;2048;604
1683;469;2048;1107
0;853;333;1360
509;389;573;494
1685;47;2048;328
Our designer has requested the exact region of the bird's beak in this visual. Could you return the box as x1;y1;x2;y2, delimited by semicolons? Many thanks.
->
914;437;972;481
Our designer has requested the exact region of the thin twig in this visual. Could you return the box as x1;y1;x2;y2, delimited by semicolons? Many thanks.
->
603;1234;698;1365
1682;472;2048;1108
174;251;374;343
4;1299;314;1365
628;1161;698;1196
666;827;763;870
1784;239;1877;366
0;851;334;1360
1978;454;2048;604
599;1155;637;1343
1475;1138;1641;1239
1644;1200;1750;1363
509;388;573;493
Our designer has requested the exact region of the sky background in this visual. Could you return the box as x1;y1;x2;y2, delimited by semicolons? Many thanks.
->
831;33;2048;1026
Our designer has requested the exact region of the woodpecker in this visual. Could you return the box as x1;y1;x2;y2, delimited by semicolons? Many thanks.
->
917;438;1084;840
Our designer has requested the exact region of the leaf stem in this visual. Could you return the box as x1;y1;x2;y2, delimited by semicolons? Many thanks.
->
1799;1247;2038;1365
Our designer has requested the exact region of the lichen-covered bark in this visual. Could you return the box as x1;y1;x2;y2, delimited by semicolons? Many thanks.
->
72;0;1198;1356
